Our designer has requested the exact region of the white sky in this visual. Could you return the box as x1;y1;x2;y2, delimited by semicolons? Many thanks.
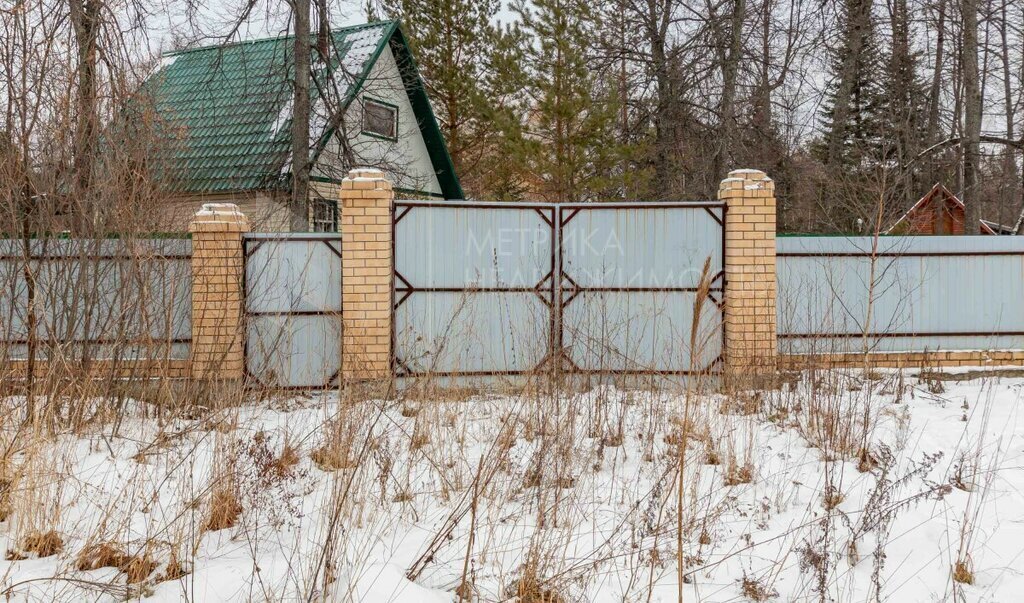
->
141;0;372;57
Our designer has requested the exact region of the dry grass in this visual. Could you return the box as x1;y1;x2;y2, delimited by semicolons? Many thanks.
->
7;530;63;559
952;558;975;585
203;488;243;533
0;284;1011;603
75;542;132;571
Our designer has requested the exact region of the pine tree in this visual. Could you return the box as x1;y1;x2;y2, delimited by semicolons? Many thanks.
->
818;0;886;168
383;0;525;198
513;0;621;203
878;0;928;201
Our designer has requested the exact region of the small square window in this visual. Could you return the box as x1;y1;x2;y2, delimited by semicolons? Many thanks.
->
362;99;397;139
311;199;338;232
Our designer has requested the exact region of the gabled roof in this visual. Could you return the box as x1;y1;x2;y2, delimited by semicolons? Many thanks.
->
142;21;462;198
887;183;998;235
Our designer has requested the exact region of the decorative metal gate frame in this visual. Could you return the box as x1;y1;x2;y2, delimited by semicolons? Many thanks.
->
243;233;343;389
392;201;557;377
392;201;726;378
555;202;726;376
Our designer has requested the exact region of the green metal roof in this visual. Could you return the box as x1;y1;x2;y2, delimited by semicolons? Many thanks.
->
143;21;463;198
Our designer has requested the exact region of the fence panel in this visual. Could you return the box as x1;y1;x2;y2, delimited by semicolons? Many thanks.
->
0;239;192;361
243;234;343;388
393;202;555;376
777;236;1024;354
558;203;724;374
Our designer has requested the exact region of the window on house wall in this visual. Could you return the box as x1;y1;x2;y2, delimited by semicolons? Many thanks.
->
362;98;398;140
311;198;338;232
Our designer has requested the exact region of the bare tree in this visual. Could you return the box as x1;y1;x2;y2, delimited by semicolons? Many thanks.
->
289;0;312;231
961;0;983;230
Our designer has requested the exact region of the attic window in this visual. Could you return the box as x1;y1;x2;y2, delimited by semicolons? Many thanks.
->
362;98;397;140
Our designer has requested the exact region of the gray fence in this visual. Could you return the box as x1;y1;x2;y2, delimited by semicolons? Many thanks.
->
243;233;343;388
0;238;192;361
777;236;1024;354
393;200;724;377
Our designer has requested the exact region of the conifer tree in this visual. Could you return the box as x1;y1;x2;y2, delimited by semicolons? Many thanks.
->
878;0;928;201
383;0;525;198
819;0;886;168
513;0;620;203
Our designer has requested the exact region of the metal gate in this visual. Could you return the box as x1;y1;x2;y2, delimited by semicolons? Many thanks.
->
392;201;725;378
244;233;342;389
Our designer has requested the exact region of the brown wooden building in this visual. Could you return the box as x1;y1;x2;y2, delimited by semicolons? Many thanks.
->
888;184;1010;235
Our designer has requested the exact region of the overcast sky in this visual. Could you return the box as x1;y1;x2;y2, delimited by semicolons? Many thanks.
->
142;0;374;56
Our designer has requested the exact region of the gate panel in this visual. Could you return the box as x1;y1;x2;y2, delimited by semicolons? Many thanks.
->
244;234;342;388
558;204;724;374
393;201;724;378
393;202;555;376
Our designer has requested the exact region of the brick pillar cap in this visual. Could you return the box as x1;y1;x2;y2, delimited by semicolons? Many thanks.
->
346;167;387;180
189;203;250;233
727;169;769;180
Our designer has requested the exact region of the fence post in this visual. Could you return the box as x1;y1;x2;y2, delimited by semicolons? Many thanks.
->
339;168;394;381
189;203;250;381
719;169;777;379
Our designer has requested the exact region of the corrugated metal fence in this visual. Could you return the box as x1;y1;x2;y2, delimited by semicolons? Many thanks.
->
777;236;1024;354
0;238;192;361
392;200;725;377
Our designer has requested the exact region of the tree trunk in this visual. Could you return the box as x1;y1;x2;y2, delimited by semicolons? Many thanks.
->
998;0;1018;225
961;0;982;232
716;0;746;180
291;0;312;231
68;0;100;230
647;0;678;199
315;0;330;59
925;0;946;186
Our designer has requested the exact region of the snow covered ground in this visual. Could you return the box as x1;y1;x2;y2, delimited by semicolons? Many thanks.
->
0;369;1022;602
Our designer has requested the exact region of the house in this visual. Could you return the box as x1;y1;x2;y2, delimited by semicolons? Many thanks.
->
142;20;462;231
887;184;1010;235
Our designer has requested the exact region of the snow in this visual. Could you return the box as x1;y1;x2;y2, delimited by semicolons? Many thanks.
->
0;371;1022;601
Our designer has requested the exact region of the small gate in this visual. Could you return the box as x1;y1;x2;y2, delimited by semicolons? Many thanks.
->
392;201;725;378
244;233;342;389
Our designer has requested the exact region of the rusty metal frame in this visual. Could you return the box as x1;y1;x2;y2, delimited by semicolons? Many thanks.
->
242;234;343;390
778;250;1024;258
0;254;192;261
780;330;1024;339
391;200;726;378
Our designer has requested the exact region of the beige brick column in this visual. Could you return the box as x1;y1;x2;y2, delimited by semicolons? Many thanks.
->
719;169;777;376
189;203;250;381
339;168;393;381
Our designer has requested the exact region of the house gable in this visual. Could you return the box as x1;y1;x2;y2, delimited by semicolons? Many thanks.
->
311;27;462;198
888;184;996;235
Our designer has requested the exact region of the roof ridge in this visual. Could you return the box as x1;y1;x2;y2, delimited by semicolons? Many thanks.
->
162;20;397;58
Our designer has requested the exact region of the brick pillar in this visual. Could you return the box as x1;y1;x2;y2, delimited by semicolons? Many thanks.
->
189;203;250;380
719;169;777;377
339;168;393;381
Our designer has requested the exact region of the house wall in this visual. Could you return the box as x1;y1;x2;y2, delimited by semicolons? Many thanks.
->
157;191;293;233
314;43;444;197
